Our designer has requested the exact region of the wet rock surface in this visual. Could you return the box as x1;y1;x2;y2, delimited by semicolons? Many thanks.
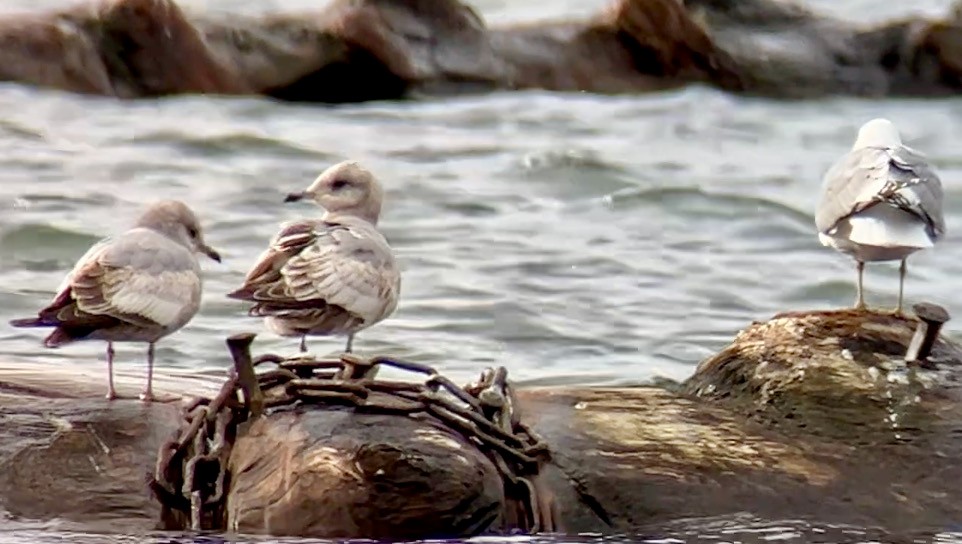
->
3;309;962;537
225;409;505;539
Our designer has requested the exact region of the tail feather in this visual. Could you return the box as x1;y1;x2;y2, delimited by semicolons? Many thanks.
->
9;317;49;328
43;328;80;348
11;317;87;347
847;210;934;249
226;288;255;301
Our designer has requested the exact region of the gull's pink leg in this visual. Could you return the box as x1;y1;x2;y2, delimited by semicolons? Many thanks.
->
105;342;117;400
140;343;155;402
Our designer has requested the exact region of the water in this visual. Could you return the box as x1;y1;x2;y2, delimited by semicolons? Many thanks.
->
3;517;962;544
7;83;962;388
2;0;962;542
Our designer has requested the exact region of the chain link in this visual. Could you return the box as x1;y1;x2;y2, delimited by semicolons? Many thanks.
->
149;333;554;534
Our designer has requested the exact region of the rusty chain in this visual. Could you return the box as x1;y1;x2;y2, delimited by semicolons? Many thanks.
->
149;333;554;534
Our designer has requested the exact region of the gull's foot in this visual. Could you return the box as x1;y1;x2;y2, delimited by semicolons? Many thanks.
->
139;390;155;403
881;307;910;319
106;391;142;401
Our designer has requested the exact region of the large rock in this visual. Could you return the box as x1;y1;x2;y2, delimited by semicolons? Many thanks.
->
683;0;962;97
197;0;745;100
0;0;247;97
0;0;961;101
0;389;182;532
226;410;505;538
684;308;962;435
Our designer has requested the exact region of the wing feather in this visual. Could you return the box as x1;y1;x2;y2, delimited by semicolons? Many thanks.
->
816;145;945;241
39;230;202;331
229;217;400;326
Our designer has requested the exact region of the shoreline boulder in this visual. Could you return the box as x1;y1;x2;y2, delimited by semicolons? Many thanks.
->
0;0;960;102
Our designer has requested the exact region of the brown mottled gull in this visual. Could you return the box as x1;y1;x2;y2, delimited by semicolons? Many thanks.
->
228;160;401;353
816;118;946;313
9;200;221;401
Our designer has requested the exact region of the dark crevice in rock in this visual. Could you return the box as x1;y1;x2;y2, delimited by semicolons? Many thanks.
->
265;48;410;103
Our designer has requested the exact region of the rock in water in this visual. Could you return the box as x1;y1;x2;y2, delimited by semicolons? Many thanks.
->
684;308;962;438
225;409;504;539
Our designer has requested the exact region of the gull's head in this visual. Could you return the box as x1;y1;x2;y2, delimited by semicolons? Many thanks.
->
285;160;383;224
136;200;222;263
853;118;902;150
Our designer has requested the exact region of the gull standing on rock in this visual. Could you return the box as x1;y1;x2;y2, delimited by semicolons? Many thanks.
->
816;118;946;313
228;160;401;353
10;200;222;401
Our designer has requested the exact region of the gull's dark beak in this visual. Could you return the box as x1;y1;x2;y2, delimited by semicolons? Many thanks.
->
284;191;306;203
201;244;222;263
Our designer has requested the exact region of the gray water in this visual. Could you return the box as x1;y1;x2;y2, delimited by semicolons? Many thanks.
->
3;516;962;543
3;0;962;542
8;78;962;387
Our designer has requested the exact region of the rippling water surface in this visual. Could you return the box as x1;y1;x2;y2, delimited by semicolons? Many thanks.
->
4;517;962;544
3;0;962;542
7;75;962;388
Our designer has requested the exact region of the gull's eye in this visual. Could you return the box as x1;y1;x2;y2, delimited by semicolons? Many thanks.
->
331;179;350;190
188;227;198;238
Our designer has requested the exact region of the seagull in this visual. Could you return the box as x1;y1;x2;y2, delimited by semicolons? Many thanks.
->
816;118;946;313
228;160;401;354
9;200;221;401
